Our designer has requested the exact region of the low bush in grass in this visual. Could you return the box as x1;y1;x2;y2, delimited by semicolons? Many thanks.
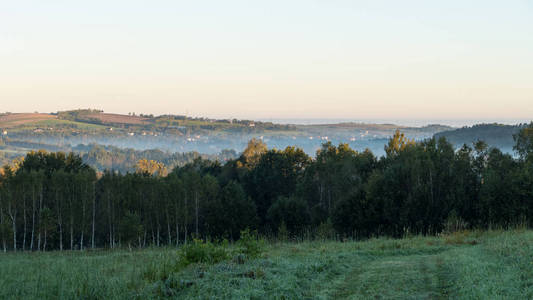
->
180;231;264;265
180;239;229;265
237;229;264;259
143;230;264;287
143;240;229;283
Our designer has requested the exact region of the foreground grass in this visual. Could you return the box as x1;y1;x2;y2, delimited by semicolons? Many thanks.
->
1;230;533;299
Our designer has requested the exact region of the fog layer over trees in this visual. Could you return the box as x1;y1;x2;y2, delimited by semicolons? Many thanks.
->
0;124;532;251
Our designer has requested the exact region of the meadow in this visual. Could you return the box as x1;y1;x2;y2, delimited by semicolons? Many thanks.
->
1;229;532;299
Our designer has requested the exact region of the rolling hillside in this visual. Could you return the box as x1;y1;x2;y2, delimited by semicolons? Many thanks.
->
0;113;57;128
434;123;527;153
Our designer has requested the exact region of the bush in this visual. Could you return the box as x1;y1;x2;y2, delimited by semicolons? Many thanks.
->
237;229;263;259
180;239;229;265
143;240;229;284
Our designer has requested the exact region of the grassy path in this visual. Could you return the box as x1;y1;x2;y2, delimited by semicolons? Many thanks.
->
331;251;453;299
328;230;533;299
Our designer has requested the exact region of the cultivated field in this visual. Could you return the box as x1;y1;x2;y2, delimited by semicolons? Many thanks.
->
0;113;57;128
0;112;152;129
1;230;532;299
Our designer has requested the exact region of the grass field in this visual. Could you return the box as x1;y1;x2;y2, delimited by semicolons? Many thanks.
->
4;119;108;133
85;113;151;125
1;230;532;299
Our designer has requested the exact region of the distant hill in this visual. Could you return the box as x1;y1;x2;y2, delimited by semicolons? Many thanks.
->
0;113;57;128
1;109;455;158
77;112;151;125
434;123;527;153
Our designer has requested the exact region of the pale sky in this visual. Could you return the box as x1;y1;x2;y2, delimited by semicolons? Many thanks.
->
1;0;532;120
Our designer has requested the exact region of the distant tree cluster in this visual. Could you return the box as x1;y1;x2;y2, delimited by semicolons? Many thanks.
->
78;144;238;173
57;109;104;122
0;124;532;251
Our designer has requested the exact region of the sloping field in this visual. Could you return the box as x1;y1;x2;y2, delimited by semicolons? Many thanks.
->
1;230;532;299
0;113;57;128
86;113;152;125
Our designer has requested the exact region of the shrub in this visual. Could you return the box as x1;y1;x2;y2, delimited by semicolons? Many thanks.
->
180;239;229;265
237;229;263;259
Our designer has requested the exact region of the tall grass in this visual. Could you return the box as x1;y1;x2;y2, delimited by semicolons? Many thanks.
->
1;230;532;299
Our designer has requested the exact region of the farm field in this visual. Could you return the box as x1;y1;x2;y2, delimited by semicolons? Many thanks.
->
0;113;57;128
1;229;532;299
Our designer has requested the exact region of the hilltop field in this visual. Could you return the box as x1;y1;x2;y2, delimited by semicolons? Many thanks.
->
1;229;532;299
0;110;528;172
0;110;454;169
0;110;448;138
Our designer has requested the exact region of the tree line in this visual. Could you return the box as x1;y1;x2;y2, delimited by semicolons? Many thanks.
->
0;124;532;251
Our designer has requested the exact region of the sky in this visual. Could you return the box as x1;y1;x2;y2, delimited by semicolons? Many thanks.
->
1;0;532;121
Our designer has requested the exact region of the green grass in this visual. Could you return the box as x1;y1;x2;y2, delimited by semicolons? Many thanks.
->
1;230;533;299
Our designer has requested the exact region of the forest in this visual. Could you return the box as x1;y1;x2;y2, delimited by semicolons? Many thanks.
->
0;123;532;252
0;141;239;173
